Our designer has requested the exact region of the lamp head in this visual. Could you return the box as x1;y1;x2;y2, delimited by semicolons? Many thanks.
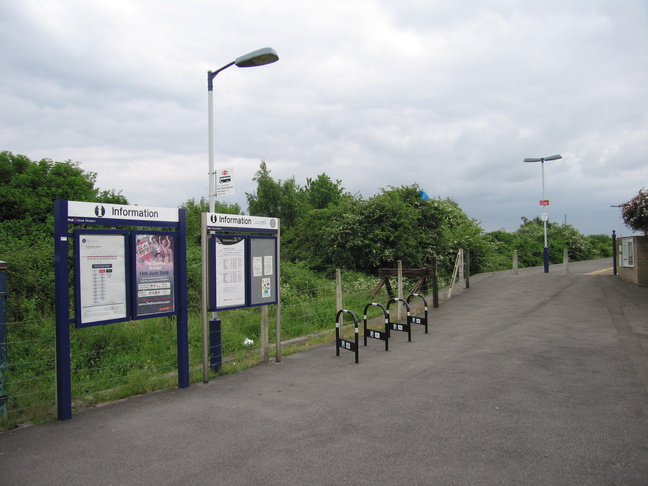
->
523;154;562;163
235;48;279;68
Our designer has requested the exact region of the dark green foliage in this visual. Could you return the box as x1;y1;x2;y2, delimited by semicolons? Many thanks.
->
0;151;127;321
486;217;613;269
0;151;127;238
0;235;55;321
285;182;492;277
586;234;613;258
179;196;241;246
305;173;345;209
246;160;309;227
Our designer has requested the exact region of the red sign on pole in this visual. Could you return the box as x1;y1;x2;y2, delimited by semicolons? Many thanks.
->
540;200;550;206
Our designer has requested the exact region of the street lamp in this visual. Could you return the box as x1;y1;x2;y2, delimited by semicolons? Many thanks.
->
203;48;279;382
207;47;279;212
523;154;562;273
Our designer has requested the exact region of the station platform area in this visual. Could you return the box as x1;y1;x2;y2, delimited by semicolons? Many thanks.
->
1;259;647;485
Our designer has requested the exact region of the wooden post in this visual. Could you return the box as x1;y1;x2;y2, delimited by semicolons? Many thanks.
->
336;269;342;311
563;248;569;274
275;226;282;363
459;249;465;288
513;250;518;275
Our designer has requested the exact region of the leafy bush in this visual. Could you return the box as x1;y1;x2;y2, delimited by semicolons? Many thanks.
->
622;189;648;234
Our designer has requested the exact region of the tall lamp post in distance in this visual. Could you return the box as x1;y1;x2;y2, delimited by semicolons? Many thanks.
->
523;154;562;273
207;47;279;213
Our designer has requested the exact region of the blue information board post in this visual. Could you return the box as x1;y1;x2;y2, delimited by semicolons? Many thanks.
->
54;201;189;421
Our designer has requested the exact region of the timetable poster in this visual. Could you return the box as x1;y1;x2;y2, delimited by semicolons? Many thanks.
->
134;234;176;317
78;233;128;325
215;236;246;309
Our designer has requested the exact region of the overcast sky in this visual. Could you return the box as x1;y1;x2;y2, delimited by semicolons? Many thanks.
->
2;0;646;235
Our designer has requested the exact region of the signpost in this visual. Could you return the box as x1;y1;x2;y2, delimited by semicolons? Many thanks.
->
216;168;235;197
201;212;280;382
54;201;189;421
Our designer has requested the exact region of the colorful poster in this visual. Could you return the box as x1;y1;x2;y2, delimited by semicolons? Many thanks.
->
261;278;271;298
78;233;128;325
134;234;175;317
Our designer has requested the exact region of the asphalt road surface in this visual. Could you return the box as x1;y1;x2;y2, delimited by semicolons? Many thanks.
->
1;259;647;485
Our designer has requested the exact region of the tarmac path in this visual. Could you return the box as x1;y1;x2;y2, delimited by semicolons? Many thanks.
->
1;259;647;485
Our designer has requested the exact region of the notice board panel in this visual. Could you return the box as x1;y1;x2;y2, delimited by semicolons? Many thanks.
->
211;235;247;310
132;232;177;318
250;236;277;306
74;230;129;327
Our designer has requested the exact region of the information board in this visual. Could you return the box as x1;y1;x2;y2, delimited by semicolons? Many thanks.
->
55;200;189;421
75;231;129;327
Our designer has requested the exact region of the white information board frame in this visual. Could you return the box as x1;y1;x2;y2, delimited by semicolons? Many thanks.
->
74;230;129;327
211;235;247;310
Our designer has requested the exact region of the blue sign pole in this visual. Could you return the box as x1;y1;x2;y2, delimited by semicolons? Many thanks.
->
176;209;190;388
54;200;73;420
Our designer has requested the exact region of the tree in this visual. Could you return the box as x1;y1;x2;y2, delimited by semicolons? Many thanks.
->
245;161;307;227
488;217;600;270
305;173;345;209
0;150;127;237
622;189;648;235
179;197;241;245
286;184;492;275
0;151;128;321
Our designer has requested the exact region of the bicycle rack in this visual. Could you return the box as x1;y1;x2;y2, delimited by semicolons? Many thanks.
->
386;298;412;342
335;309;359;363
406;293;429;334
363;302;389;351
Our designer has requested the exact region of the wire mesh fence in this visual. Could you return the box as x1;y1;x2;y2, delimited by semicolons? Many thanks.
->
1;270;408;430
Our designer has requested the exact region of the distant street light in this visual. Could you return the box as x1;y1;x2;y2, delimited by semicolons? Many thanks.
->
207;47;279;213
524;154;562;273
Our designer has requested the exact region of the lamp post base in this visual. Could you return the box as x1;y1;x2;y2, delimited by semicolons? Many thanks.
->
544;247;550;273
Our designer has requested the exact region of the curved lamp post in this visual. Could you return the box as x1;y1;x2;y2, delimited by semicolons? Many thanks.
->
203;49;279;383
524;154;562;273
207;47;279;212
